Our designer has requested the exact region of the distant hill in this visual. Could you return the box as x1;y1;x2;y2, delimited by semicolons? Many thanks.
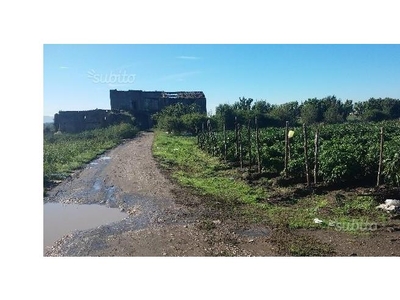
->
44;116;53;123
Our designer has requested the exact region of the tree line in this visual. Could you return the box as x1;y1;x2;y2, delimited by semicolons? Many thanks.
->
152;96;400;133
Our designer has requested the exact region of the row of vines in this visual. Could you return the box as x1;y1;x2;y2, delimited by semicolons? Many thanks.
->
197;119;400;187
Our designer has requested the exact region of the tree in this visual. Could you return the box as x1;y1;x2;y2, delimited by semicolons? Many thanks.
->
354;97;400;121
320;96;346;124
353;101;365;117
324;105;344;124
252;100;272;114
343;99;354;118
155;115;183;133
233;97;254;111
182;113;208;134
215;103;236;130
363;109;389;122
300;98;322;124
382;97;400;119
268;101;300;126
152;103;206;133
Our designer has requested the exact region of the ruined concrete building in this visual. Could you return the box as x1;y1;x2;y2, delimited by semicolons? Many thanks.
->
54;109;108;133
110;89;207;128
53;109;133;133
54;89;207;132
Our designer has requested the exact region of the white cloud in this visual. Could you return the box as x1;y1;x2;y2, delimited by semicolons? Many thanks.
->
59;66;70;69
176;56;200;60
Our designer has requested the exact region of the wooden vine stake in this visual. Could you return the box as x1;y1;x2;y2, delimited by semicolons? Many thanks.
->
284;121;289;177
303;124;310;187
210;121;216;156
313;127;319;184
235;116;239;160
238;123;243;169
207;119;212;154
247;119;252;170
255;117;261;173
200;122;205;149
377;126;384;186
223;123;227;162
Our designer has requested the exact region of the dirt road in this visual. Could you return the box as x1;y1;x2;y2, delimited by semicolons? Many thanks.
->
44;132;275;256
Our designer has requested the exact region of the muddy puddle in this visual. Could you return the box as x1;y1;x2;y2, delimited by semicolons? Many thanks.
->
44;202;127;248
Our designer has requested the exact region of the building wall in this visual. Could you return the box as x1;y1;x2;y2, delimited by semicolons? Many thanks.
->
54;109;133;133
110;89;207;114
54;109;109;133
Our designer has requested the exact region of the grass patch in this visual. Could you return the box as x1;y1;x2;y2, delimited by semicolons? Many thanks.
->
253;194;388;233
44;123;137;186
152;131;390;234
153;132;268;204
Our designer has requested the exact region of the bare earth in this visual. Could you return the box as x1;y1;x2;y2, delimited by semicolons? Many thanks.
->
44;132;400;256
44;132;276;256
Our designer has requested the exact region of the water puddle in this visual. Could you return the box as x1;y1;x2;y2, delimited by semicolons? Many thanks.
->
88;156;110;167
44;202;127;248
93;178;102;191
99;156;111;160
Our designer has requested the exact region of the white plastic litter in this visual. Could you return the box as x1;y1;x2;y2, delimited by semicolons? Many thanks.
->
376;199;400;213
313;218;323;224
385;199;400;206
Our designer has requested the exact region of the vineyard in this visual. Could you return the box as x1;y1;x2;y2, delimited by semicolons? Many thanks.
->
198;120;400;188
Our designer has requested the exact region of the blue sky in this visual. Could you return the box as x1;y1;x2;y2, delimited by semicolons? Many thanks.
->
43;44;400;117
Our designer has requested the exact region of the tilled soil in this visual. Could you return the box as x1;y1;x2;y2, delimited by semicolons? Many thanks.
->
44;132;400;257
